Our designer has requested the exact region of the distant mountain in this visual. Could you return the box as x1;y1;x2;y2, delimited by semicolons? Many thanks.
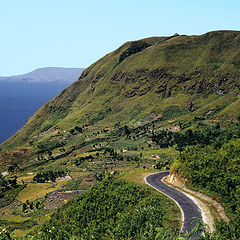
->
0;67;84;82
0;67;84;144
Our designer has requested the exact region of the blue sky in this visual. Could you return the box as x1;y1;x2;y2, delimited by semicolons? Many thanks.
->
0;0;239;76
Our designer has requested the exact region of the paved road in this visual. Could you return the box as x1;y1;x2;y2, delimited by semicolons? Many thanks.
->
145;171;202;238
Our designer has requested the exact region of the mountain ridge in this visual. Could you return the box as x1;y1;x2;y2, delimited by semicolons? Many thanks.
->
0;67;84;82
1;30;240;151
1;31;240;239
0;67;84;144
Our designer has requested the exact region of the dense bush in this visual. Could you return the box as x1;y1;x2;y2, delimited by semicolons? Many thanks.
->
74;155;94;166
152;125;240;151
172;139;240;239
37;140;64;153
33;171;65;183
28;177;169;239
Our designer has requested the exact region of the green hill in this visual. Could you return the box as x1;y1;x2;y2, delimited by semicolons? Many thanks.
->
1;30;240;239
1;30;240;153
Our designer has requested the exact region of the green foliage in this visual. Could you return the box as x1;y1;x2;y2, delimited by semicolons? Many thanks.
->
74;155;94;166
2;31;240;239
62;178;83;191
2;31;240;152
0;175;24;208
0;185;25;208
28;178;170;239
36;140;64;153
161;106;189;121
33;171;65;183
152;125;240;151
172;138;240;239
90;108;112;123
69;125;83;135
0;175;18;191
0;228;11;240
155;218;206;240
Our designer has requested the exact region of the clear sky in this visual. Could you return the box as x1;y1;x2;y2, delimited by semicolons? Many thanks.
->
0;0;239;76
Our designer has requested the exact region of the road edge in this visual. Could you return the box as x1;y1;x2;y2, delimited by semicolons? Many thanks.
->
144;173;185;231
144;171;212;233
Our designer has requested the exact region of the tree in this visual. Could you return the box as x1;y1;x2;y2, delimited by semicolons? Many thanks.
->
69;129;75;135
124;125;130;138
29;202;34;210
75;126;83;133
8;176;17;188
36;201;40;209
22;203;27;212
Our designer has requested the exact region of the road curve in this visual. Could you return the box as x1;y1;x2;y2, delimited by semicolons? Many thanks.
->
145;171;202;237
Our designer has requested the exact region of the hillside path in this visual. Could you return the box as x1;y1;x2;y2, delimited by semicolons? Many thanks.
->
145;171;202;238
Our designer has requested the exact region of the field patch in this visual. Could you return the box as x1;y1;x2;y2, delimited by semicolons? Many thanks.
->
17;180;69;203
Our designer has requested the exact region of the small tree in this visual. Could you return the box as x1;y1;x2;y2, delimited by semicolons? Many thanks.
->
36;201;40;209
29;202;34;210
22;203;27;212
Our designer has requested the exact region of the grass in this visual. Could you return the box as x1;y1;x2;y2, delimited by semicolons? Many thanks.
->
120;168;182;228
1;31;240;237
62;178;83;191
0;186;25;208
120;168;158;185
141;148;178;157
13;229;26;237
2;31;240;153
69;171;91;178
16;181;69;203
1;215;31;223
29;176;180;239
0;179;74;236
17;175;35;184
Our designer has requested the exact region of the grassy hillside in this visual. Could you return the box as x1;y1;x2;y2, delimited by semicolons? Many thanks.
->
1;31;240;239
1;31;240;153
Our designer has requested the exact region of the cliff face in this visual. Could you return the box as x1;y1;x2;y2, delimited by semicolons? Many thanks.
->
2;31;240;150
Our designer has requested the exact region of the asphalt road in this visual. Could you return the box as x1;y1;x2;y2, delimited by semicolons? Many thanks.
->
145;171;202;238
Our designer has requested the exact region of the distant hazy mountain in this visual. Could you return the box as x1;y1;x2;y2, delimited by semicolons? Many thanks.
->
0;67;84;82
0;67;84;144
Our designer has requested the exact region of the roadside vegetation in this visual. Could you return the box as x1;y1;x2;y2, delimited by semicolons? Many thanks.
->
1;31;240;239
1;116;240;239
171;127;240;239
25;176;179;240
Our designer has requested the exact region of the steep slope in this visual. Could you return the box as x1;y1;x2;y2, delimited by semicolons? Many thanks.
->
1;31;240;151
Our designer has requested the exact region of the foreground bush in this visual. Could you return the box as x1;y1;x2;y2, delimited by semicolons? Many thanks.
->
28;176;171;240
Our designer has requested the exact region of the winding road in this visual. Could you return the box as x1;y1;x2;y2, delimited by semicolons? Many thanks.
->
145;171;203;238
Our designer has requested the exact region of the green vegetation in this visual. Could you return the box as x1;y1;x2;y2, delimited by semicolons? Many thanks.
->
2;31;240;151
0;174;24;208
33;171;65;183
1;31;240;239
0;185;24;208
171;136;240;239
36;140;64;154
119;40;150;62
152;124;240;150
27;177;179;240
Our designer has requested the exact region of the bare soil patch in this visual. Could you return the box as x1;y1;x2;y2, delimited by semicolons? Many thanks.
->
44;190;84;210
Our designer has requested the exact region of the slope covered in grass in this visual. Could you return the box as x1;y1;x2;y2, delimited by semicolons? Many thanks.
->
2;30;240;152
